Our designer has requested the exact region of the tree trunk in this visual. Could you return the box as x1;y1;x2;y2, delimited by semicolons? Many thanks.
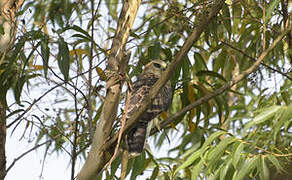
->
0;103;6;180
0;1;24;179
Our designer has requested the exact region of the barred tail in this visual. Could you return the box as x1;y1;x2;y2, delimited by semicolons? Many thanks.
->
126;123;147;156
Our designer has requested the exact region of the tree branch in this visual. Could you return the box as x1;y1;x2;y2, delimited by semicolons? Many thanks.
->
104;0;226;151
6;140;51;174
151;28;290;135
76;0;141;179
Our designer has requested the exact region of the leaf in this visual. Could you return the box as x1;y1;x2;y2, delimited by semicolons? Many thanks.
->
71;33;91;42
232;142;244;168
201;131;228;150
259;155;269;180
58;37;70;82
105;0;118;20
69;49;89;57
265;0;281;23
110;154;121;178
233;157;257;180
130;31;140;39
220;158;232;180
196;70;227;82
95;67;107;81
69;25;91;38
41;38;50;79
188;83;196;132
130;152;146;180
175;131;228;175
149;166;159;180
267;154;284;173
148;42;161;59
6;109;25;118
194;52;208;72
222;3;232;39
243;105;282;133
174;149;203;175
273;104;292;141
14;74;39;104
181;56;191;107
191;159;204;180
207;137;236;166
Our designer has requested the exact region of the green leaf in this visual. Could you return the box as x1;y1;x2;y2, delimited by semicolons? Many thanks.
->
222;3;232;39
130;152;146;180
58;37;70;82
0;25;4;35
110;154;121;178
105;0;118;20
69;25;91;38
41;37;50;79
220;158;233;180
207;136;236;167
6;109;25;118
148;42;161;60
149;166;159;180
196;70;227;82
244;105;282;133
267;154;284;173
181;56;191;107
201;131;228;150
14;74;38;105
233;157;257;180
191;159;204;180
194;52;208;72
259;155;269;180
175;131;227;175
273;104;292;141
174;149;203;175
265;0;281;23
232;142;244;168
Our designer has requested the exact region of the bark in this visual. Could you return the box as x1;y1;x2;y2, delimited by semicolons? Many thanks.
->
0;103;6;180
76;1;141;179
105;0;226;151
0;0;24;179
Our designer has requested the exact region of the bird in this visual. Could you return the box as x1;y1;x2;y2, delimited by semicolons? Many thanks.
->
125;59;172;156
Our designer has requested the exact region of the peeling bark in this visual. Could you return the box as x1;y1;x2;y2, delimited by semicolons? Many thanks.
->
77;1;141;180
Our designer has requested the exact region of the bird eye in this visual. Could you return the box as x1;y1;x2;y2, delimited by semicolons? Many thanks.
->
153;63;161;68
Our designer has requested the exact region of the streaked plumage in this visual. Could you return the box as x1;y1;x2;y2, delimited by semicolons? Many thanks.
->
125;59;172;156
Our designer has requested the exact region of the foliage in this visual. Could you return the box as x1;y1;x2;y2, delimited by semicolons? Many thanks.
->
3;0;292;179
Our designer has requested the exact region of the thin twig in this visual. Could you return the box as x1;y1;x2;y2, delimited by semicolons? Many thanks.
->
88;0;95;141
6;140;52;173
7;63;103;129
104;0;226;151
150;28;290;135
219;39;292;81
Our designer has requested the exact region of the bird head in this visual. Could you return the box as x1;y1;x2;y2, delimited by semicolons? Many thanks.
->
143;59;167;76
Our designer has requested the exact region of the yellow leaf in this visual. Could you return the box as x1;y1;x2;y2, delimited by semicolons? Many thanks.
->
188;83;195;102
33;65;43;70
170;122;176;129
34;21;48;34
188;120;195;133
160;111;168;120
95;67;107;81
225;0;232;5
188;83;196;120
69;49;89;57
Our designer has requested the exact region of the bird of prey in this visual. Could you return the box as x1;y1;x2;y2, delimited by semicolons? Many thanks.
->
125;59;172;156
